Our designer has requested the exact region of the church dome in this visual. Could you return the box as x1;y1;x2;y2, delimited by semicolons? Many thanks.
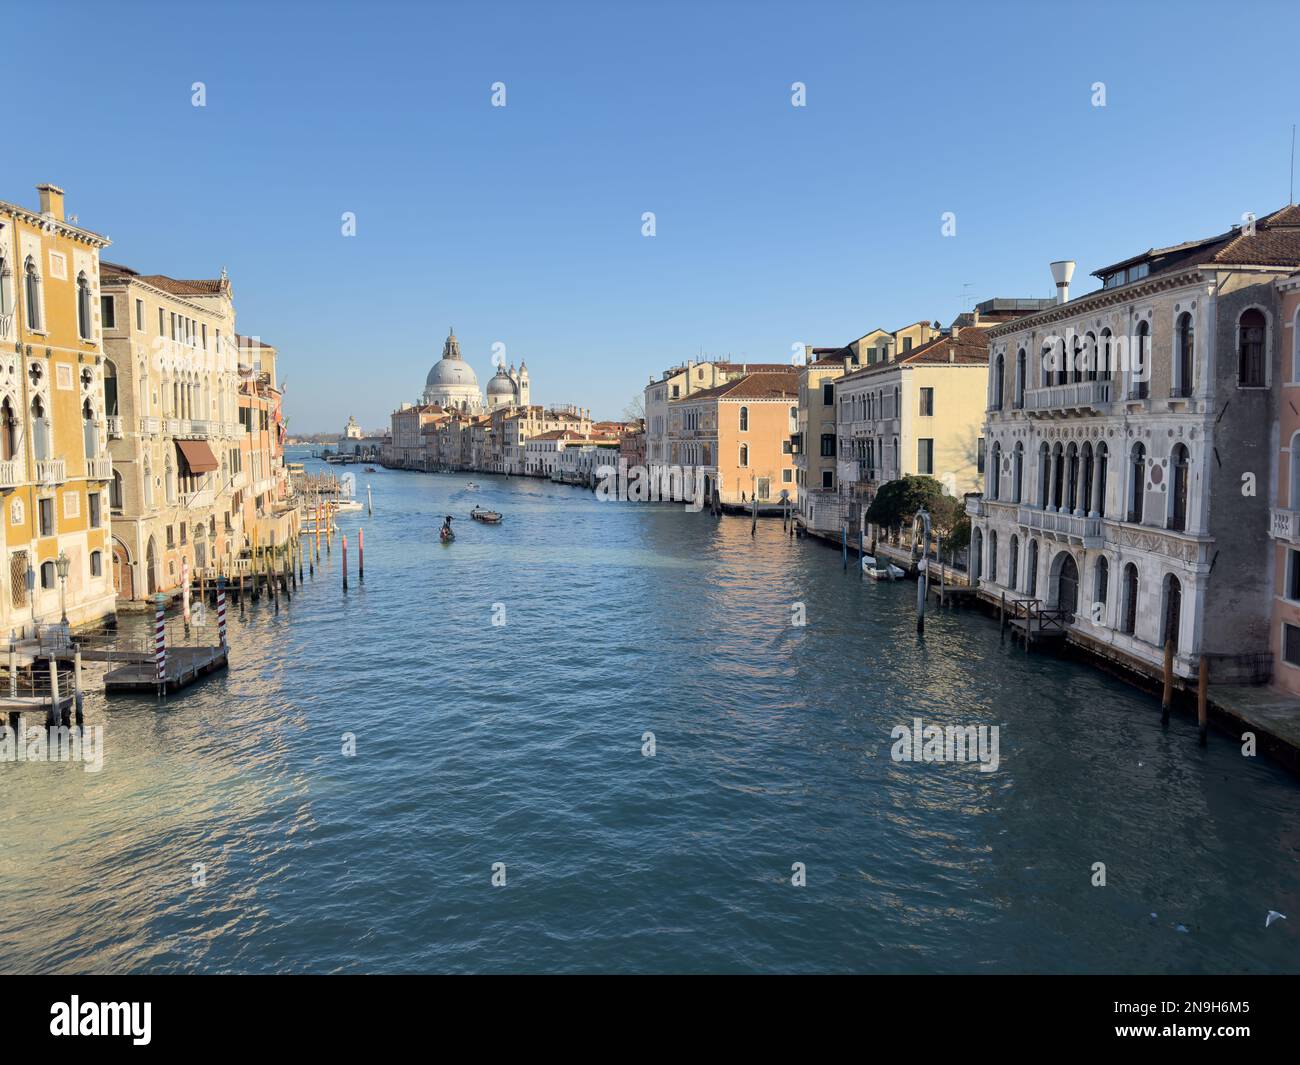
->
486;365;515;396
422;328;484;411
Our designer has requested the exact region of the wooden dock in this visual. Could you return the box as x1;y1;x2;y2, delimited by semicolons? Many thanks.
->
103;646;229;693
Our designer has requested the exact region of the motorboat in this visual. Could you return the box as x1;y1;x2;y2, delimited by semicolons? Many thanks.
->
865;561;906;581
333;499;363;513
470;506;503;524
465;482;479;490
364;466;377;473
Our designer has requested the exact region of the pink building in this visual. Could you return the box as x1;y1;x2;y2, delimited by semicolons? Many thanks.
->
1269;272;1300;693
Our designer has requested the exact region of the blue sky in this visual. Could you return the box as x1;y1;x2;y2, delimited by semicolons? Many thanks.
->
10;0;1299;431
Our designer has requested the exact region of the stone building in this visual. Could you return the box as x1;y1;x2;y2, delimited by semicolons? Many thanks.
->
99;262;242;600
969;206;1300;683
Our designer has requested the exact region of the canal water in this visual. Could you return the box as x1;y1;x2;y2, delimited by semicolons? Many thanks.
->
2;455;1299;974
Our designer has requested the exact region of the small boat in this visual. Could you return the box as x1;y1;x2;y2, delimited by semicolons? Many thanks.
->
439;527;455;543
465;482;479;490
865;562;906;581
470;506;503;524
333;499;363;513
364;466;377;473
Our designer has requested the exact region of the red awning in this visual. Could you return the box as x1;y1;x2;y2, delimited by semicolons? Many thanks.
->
175;439;219;474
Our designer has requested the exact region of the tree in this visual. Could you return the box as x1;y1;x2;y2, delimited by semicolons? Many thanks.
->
623;393;645;422
865;474;946;532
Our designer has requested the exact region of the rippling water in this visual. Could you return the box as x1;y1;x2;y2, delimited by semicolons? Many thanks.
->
2;457;1299;973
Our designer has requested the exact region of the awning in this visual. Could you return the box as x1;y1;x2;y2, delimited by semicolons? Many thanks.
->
175;439;219;474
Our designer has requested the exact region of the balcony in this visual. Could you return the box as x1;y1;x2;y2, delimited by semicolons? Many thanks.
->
36;458;66;485
0;458;19;489
1270;507;1300;545
86;456;113;481
966;496;985;519
176;419;212;439
1017;505;1102;548
106;414;123;439
1023;379;1113;416
139;416;160;436
164;418;181;435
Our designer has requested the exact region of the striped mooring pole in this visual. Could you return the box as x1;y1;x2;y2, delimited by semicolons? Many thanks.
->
342;534;349;592
153;593;167;696
217;576;228;648
358;528;364;582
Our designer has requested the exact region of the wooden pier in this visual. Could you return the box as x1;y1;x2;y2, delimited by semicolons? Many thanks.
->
1006;599;1071;649
102;645;229;693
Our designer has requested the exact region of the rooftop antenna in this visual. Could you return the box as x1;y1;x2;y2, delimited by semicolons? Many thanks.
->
1291;124;1296;204
961;282;974;313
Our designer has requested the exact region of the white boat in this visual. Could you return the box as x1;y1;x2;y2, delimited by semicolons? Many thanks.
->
860;555;877;570
865;562;906;581
465;482;479;490
333;499;363;513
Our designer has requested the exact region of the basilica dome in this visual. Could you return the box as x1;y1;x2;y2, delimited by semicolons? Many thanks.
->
422;329;484;412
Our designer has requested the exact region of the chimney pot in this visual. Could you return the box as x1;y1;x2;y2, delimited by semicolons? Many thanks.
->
1050;260;1076;305
36;183;66;221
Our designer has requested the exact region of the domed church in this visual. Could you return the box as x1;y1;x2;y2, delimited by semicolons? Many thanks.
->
421;327;530;412
423;328;484;411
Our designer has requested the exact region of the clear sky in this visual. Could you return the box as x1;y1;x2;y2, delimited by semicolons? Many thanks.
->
10;0;1299;432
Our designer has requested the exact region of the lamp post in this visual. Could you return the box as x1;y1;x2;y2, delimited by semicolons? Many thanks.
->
55;550;70;627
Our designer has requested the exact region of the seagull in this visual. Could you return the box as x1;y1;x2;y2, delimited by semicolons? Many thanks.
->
1266;910;1287;928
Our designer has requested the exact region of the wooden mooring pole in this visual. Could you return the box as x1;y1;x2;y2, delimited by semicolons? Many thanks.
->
358;528;365;582
1198;655;1208;746
342;535;349;592
1161;639;1174;725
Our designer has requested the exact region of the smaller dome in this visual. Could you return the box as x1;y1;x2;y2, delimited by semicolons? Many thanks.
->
487;365;515;396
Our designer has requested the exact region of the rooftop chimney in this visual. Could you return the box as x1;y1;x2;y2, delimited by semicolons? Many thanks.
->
36;183;65;221
1050;260;1075;305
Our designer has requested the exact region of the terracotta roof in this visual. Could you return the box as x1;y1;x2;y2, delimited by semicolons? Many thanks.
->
1094;204;1300;281
101;262;228;296
838;328;990;381
676;371;800;402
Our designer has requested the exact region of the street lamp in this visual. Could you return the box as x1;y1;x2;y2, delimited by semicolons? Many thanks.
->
55;550;70;627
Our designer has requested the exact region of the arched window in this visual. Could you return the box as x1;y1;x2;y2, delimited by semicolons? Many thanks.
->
23;256;41;330
1098;328;1113;382
1038;442;1051;507
1169;444;1190;531
1008;534;1019;592
1012;442;1024;503
1027;539;1039;596
1050;442;1064;509
992;353;1004;410
1094;556;1109;612
892;437;899;476
1096;442;1109;518
738;406;749;431
76;272;92;340
0;255;12;327
1175;312;1194;397
0;397;15;462
1121;563;1139;634
165;452;176;503
1290;430;1300;508
103;359;118;416
1131;320;1150;399
142;459;152;507
739;443;749;467
1239;309;1266;386
1128;442;1146;523
1014;349;1026;408
82;399;96;458
989;442;1001;500
1080;442;1094;516
1084;332;1097;382
1070;335;1084;384
110;469;124;510
30;396;49;461
972;527;983;583
1040;342;1053;387
1163;574;1183;652
989;530;999;583
40;561;56;590
1065;443;1079;513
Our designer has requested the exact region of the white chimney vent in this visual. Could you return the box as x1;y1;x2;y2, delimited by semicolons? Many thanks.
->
1050;260;1076;305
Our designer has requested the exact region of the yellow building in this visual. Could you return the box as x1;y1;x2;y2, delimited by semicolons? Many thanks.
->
0;184;115;631
836;325;992;505
793;348;853;529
